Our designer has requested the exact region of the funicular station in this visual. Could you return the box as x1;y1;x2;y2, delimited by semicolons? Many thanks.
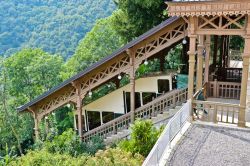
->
18;0;250;162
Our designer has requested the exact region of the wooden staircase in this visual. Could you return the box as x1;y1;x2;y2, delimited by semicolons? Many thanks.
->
82;88;188;143
104;104;185;144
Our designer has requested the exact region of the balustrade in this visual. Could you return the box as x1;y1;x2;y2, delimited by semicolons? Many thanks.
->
208;81;241;99
193;100;240;124
82;88;188;142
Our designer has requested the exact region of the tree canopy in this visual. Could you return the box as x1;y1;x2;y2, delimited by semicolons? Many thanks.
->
64;14;125;79
112;0;167;42
0;0;116;59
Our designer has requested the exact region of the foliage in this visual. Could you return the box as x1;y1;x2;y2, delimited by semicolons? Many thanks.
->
0;145;16;166
0;49;63;156
42;129;104;157
112;0;167;42
8;149;89;166
43;129;86;157
9;148;143;166
4;48;63;103
64;14;125;79
0;0;116;59
86;148;144;166
165;44;183;70
119;119;163;157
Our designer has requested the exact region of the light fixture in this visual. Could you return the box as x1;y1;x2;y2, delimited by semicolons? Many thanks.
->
88;91;92;97
182;38;187;45
45;116;48;120
144;59;149;65
66;103;70;108
107;84;111;88
118;74;122;80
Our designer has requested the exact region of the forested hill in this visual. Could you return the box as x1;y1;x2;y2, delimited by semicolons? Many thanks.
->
0;0;116;59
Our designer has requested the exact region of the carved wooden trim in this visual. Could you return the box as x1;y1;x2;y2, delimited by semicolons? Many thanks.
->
34;18;186;118
167;1;250;17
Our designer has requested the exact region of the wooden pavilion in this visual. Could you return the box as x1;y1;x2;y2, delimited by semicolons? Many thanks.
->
18;0;249;141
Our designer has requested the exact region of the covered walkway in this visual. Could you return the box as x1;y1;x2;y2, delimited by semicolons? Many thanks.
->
168;123;250;166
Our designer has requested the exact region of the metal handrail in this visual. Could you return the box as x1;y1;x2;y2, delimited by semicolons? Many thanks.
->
143;100;191;166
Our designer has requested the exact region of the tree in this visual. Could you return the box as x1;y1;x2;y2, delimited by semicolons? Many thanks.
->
4;48;63;103
63;15;125;79
0;0;116;59
0;49;64;156
112;0;167;42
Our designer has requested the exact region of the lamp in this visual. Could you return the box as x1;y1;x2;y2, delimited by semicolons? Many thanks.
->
118;74;122;80
182;38;187;45
88;91;92;97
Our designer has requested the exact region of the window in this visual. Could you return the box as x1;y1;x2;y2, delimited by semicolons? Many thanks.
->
124;92;141;113
102;112;114;124
87;111;101;130
158;79;170;94
142;92;157;105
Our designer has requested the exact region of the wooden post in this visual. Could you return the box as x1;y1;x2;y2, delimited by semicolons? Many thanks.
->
239;16;250;127
196;35;204;90
127;49;136;123
204;35;211;83
34;116;40;141
28;107;40;141
187;17;197;100
238;41;250;127
73;82;84;139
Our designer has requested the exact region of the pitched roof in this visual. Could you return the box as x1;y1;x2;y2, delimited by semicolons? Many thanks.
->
17;16;180;112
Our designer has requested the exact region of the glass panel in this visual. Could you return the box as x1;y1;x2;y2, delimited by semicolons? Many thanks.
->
102;112;114;124
142;92;157;105
125;92;141;113
87;111;101;130
158;79;170;93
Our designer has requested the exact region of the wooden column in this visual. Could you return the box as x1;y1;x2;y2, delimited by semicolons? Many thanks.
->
187;17;197;100
73;82;84;139
127;49;136;123
196;35;204;90
28;108;40;141
34;115;40;140
204;35;211;83
239;37;250;127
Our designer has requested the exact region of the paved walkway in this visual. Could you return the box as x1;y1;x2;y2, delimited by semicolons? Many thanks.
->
168;124;250;166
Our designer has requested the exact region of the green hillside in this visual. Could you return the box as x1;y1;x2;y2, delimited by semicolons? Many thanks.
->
0;0;116;59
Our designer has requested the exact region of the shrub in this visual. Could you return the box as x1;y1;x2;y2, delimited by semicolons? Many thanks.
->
119;119;163;157
8;149;89;166
84;136;105;155
38;129;105;157
9;148;143;166
44;129;86;157
85;148;144;166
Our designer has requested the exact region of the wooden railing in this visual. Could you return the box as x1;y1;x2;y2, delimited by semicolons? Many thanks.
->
82;88;188;142
217;68;242;82
193;100;240;124
208;81;241;99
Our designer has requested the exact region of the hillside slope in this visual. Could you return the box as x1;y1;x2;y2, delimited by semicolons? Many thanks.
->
0;0;116;59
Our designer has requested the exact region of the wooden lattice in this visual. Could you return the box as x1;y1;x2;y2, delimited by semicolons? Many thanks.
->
35;19;186;118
